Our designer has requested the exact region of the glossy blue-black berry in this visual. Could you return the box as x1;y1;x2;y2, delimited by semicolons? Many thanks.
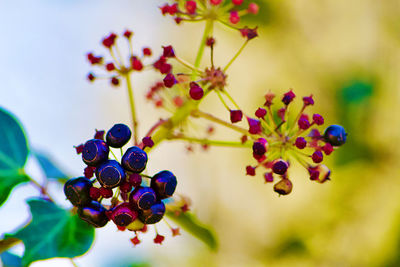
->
64;177;92;206
95;160;126;188
121;146;148;173
77;201;109;228
323;125;347;146
138;201;166;224
82;139;109;166
129;186;156;211
106;123;132;148
151;170;177;199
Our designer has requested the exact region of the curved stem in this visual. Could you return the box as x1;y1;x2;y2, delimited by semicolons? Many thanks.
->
125;73;139;145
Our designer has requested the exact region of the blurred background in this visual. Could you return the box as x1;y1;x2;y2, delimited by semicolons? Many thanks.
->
1;0;400;266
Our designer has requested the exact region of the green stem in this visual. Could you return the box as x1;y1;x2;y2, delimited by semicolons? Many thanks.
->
169;135;251;148
125;73;139;145
192;19;214;79
224;40;249;71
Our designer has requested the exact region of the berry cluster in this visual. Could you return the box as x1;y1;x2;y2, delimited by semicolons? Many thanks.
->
241;91;347;195
160;0;259;27
65;124;180;245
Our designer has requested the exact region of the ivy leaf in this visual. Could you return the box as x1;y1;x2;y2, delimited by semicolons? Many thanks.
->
1;251;22;267
33;150;69;182
0;108;30;207
0;108;29;171
7;199;94;267
0;170;29;207
166;211;218;251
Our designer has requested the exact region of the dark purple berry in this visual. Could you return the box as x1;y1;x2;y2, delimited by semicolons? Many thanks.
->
77;201;109;228
106;123;132;148
122;146;148;173
64;177;92;207
323;125;347;146
252;139;267;156
282;90;295;105
129;186;157;211
95;160;126;188
111;203;138;227
138;201;166;224
273;179;293;195
272;159;288;175
151;170;177;199
82;139;109;166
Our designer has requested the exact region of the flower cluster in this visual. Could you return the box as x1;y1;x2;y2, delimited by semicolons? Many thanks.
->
67;124;187;245
242;90;347;195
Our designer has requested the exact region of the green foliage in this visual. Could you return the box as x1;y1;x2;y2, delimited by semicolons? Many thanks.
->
0;108;30;207
7;199;94;267
33;150;69;182
166;211;218;251
1;251;22;267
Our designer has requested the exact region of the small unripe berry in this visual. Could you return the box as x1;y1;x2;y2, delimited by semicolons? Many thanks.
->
82;139;109;166
64;177;92;206
162;45;175;58
89;187;101;200
189;82;204;100
313;114;324;125
282;90;296;105
230;110;243;123
185;1;197;14
232;0;243;5
106;123;132;148
138;201;166;224
246;166;256;176
255;108;267;118
248;3;259;14
129;186;157;211
295;137;307;149
77;201;109;228
163;73;177;88
323;125;347;146
229;11;240;24
122;146;148;173
128;173;142;187
311;150;323;163
272;159;289;175
247;117;262;134
99;187;113;198
111;203;138;227
273;179;293;195
95;160;126;188
252;139;267;156
151;170;177;199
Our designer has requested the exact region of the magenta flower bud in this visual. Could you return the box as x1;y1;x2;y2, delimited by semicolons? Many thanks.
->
255;108;267;118
142;136;154;148
313;114;324;125
230;110;243;123
302;95;314;106
322;143;333;155
163;73;177;88
298;114;310;130
264;172;274;183
294;137;307;149
189;82;204;100
162;45;175;58
246;166;256;176
247;117;262;134
311;150;323;163
282;90;296;105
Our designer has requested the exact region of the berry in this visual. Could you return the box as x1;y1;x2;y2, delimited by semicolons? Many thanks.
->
248;3;259;14
303;95;314;106
255;108;267;118
240;27;258;40
246;166;256;176
131;57;143;71
252;139;267;156
323;125;347;146
99;187;113;198
162;45;175;58
84;166;96;178
229;11;240;24
128;173;142;187
185;1;197;14
106;123;132;148
273;179;293;195
138;201;166;224
122;146;148;173
311;150;323;163
142;136;154;148
322;143;333;155
313;114;324;125
95;160;126;188
94;130;105;140
64;177;92;207
87;73;95;82
106;63;115;71
77;201;109;228
120;181;133;193
82;139;109;166
129;186;157;211
111;203;138;227
163;73;177;88
111;77;120;86
272;159;289;175
151;170;177;199
123;30;132;39
143;47;152;56
154;234;165;244
295;137;307;149
189;82;204;100
298;114;310;130
210;0;222;5
102;33;117;48
89;187;101;200
230;110;243;123
232;0;243;5
264;172;274;183
247;117;262;134
282;90;296;105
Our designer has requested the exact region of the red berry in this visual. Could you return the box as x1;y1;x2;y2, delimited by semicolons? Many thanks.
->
131;57;143;71
282;90;296;105
128;173;142;187
168;4;178;15
163;73;177;88
120;181;133;193
312;150;323;163
89;187;101;200
154;234;165;244
255;108;267;118
248;3;259;14
123;30;132;39
74;144;84;154
206;37;215;46
94;129;105;140
111;77;120;86
84;166;96;178
230;110;243;123
142;136;154;148
189;82;204;100
247;117;262;134
130;236;141;246
264;172;274;183
100;187;113;198
313;114;324;125
322;143;333;155
298;114;310;130
295;137;307;149
246;166;256;176
229;11;240;24
143;47;152;56
239;27;258;40
106;63;115;72
303;95;314;106
162;45;175;58
210;0;222;5
185;1;197;14
232;0;243;5
102;33;117;48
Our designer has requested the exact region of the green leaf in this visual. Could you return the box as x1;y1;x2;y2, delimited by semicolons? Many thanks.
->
0;108;29;171
0;170;29;206
32;150;69;182
7;199;94;267
166;211;218;251
1;251;22;267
